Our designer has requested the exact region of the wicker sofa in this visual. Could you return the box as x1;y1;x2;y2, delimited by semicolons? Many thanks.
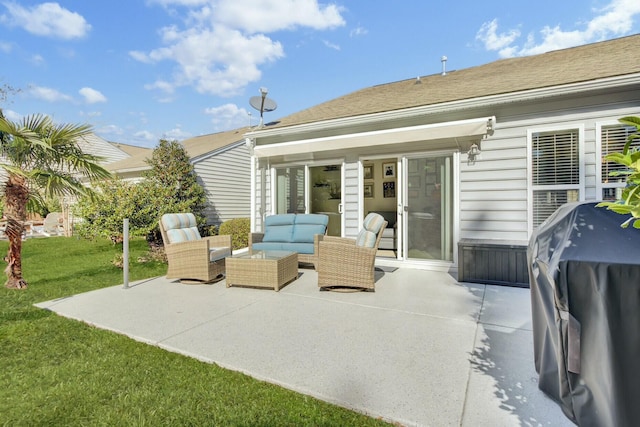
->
159;213;232;283
249;214;329;269
317;212;387;291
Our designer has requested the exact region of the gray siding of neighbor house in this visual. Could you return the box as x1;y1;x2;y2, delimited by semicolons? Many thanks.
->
192;142;251;225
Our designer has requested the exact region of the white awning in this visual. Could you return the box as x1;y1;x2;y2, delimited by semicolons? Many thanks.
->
253;116;495;158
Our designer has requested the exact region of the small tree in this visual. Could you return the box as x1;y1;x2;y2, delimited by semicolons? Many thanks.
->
75;179;162;242
597;116;640;228
144;139;208;237
76;139;209;244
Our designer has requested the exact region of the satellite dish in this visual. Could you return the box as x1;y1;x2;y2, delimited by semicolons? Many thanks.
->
249;96;277;113
249;88;277;127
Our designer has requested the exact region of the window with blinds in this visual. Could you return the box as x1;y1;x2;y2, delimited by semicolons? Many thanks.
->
531;129;580;228
601;124;635;200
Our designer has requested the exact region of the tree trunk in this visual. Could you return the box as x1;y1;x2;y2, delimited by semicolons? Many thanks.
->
4;174;29;289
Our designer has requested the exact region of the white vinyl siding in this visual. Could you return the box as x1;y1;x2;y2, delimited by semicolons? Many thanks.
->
598;123;635;201
192;143;250;225
459;123;529;242
343;161;359;237
530;128;582;228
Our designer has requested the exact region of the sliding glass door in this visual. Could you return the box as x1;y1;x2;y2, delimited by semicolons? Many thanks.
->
275;166;305;214
403;155;453;261
309;165;342;236
275;164;342;236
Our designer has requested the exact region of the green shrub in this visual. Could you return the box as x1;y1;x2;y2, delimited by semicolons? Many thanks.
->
219;218;250;251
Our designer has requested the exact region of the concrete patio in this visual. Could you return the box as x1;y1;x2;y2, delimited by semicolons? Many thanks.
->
35;267;573;427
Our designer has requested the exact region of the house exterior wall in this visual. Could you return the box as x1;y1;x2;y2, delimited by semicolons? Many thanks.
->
248;86;639;284
459;92;640;244
192;142;251;225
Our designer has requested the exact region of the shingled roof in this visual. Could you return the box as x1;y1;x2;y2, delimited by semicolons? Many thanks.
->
271;34;640;129
106;127;250;173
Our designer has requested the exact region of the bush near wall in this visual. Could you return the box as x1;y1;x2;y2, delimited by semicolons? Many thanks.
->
219;218;250;251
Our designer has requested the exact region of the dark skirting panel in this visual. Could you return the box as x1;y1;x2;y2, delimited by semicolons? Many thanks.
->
458;239;529;287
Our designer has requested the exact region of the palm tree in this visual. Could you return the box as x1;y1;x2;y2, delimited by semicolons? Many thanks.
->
0;113;112;289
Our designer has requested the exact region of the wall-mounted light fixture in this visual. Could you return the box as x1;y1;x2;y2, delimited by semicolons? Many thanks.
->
467;143;481;165
245;137;255;154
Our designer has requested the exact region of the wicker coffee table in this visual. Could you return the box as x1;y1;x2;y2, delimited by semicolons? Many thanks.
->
226;250;298;291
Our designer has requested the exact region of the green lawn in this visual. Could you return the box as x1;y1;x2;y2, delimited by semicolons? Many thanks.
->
0;237;391;426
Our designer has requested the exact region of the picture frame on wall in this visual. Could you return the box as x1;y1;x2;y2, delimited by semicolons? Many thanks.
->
364;183;374;198
363;164;373;180
383;162;396;178
383;181;395;198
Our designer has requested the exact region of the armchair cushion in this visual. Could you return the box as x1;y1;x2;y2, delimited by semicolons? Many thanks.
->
363;212;386;234
356;230;377;248
166;227;200;243
161;213;201;243
210;247;231;262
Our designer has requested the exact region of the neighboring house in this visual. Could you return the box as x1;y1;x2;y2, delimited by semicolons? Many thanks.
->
245;34;640;286
106;127;252;226
76;133;133;165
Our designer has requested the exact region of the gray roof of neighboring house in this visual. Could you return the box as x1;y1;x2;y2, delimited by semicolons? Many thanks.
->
105;127;250;173
182;126;250;159
268;34;640;129
110;142;152;158
76;133;131;164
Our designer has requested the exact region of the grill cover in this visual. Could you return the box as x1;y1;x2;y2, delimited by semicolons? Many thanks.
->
528;201;640;427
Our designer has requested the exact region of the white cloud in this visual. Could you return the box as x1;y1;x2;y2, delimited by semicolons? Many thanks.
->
212;0;345;33
133;130;156;141
1;2;91;39
79;87;107;104
27;85;73;102
30;54;45;66
133;0;345;97
148;0;209;6
477;0;640;57
349;26;368;37
162;126;192;140
205;103;251;130
2;108;21;121
134;25;284;96
475;19;521;56
323;40;340;50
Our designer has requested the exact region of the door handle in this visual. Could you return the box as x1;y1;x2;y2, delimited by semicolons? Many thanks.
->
338;203;343;214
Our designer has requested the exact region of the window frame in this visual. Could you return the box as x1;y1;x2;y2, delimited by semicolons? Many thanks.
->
527;125;585;235
596;121;635;202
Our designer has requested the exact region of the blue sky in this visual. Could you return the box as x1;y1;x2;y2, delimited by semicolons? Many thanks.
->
1;0;639;148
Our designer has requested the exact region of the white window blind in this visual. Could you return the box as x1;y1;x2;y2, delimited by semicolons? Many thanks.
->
601;124;635;200
531;129;580;228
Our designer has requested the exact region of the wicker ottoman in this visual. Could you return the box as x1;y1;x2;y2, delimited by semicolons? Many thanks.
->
226;250;298;291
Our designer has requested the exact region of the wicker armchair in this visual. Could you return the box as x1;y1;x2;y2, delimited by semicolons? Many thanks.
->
317;213;387;291
159;213;232;284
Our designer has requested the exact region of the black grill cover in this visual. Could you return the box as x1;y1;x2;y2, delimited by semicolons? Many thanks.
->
528;202;640;427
